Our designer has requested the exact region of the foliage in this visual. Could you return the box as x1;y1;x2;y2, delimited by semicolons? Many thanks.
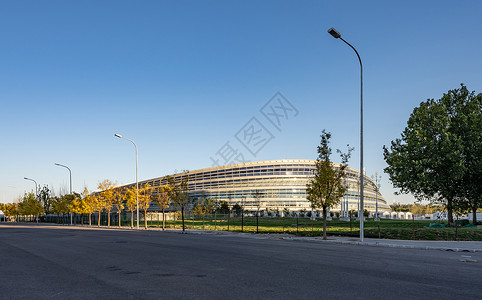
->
51;195;70;215
1;203;18;220
38;185;51;214
18;192;44;217
138;183;152;229
383;84;481;225
98;179;116;227
232;204;243;216
152;184;173;230
111;188;125;227
306;130;352;239
69;192;86;223
168;174;191;232
82;187;96;226
124;186;137;228
390;203;442;214
218;201;230;214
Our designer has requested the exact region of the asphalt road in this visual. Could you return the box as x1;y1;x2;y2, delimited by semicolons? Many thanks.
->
1;224;481;299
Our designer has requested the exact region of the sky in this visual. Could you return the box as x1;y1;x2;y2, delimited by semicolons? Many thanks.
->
1;0;481;205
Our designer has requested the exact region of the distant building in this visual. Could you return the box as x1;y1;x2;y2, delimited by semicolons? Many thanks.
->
119;159;390;213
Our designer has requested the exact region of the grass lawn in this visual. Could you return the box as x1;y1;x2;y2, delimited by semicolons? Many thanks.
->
145;216;482;241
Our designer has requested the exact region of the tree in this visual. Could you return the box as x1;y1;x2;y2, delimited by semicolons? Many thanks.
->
232;204;242;216
91;193;104;227
218;201;230;214
98;179;116;227
18;192;44;222
38;185;51;214
124;186;137;228
111;188;125;227
383;84;481;226
152;185;172;230
168;175;191;232
51;195;70;224
2;203;18;221
82;187;96;226
306;130;352;240
68;192;84;224
138;184;153;229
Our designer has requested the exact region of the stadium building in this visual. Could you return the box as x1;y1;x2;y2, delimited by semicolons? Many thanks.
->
121;159;390;213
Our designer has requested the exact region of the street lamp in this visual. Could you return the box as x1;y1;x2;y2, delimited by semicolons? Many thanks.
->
24;177;38;196
55;163;73;225
114;133;139;229
372;172;381;221
328;27;365;241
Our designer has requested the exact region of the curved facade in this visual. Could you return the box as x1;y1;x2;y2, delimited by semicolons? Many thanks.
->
125;159;390;213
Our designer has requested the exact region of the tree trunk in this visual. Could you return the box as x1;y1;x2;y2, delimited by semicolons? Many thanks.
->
181;207;185;232
446;200;454;226
162;208;165;230
89;213;91;227
107;211;110;227
98;212;101;227
473;207;478;225
131;210;134;228
144;210;148;229
118;212;121;227
322;206;327;240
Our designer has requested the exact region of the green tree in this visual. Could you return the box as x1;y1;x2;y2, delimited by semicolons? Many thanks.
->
218;201;230;214
38;185;51;214
383;84;481;226
18;192;44;222
306;130;352;240
232;203;242;216
51;195;70;223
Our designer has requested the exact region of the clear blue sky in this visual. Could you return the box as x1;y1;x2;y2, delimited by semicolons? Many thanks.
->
1;0;481;204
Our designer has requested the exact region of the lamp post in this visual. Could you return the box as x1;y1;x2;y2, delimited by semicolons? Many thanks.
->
24;177;38;196
55;163;73;225
115;133;139;229
328;27;365;241
372;172;381;221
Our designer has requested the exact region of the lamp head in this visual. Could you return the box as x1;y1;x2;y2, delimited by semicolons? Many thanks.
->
328;27;341;39
115;133;123;138
54;163;60;166
24;177;28;180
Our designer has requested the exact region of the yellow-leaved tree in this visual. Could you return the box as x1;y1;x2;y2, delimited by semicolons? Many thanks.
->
152;185;173;230
138;184;152;229
98;179;116;227
112;188;125;227
124;186;137;228
82;187;96;227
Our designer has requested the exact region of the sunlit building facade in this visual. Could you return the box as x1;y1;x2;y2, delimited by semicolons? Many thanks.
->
123;159;389;213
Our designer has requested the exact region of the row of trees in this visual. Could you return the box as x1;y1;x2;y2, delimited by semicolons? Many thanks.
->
0;176;193;231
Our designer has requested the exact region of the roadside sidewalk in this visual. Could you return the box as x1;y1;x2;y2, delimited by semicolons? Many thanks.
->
186;229;482;252
292;235;482;252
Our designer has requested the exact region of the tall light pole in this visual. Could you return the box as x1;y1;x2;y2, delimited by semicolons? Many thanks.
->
328;27;365;241
55;163;73;225
115;133;139;229
24;177;38;196
372;172;381;221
